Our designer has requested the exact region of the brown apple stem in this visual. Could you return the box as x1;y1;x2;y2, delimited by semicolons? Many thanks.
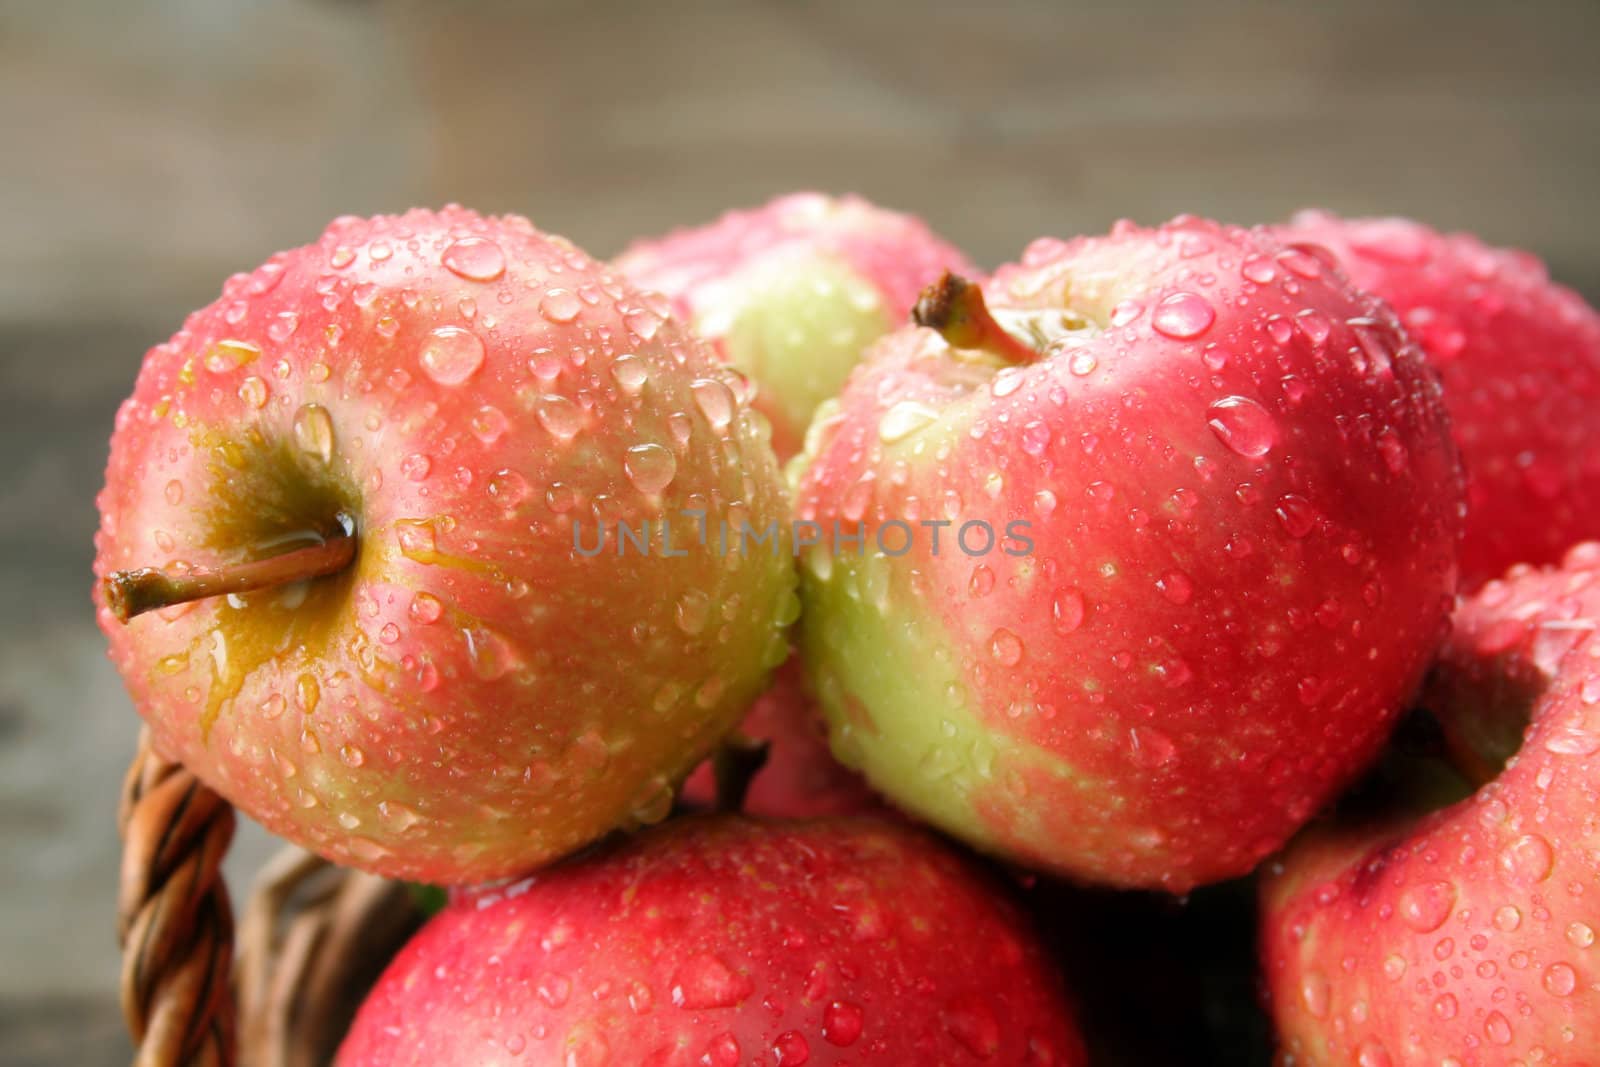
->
711;733;771;813
103;515;357;622
913;271;1041;364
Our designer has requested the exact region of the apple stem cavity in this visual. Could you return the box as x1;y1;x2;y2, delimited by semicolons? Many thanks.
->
913;271;1041;365
103;513;358;622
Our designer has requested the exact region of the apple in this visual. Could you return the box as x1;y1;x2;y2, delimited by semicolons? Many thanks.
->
1274;210;1600;589
614;192;977;459
788;216;1463;891
93;207;797;884
1260;542;1600;1065
337;815;1087;1066
677;657;878;818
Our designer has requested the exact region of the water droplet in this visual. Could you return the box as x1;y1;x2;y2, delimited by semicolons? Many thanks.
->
1157;570;1195;605
691;378;736;432
1206;396;1278;458
238;376;268;408
1299;971;1330;1017
1019;419;1052;455
536;394;583;441
990;628;1023;666
1151;292;1215;339
873;397;945;454
401;453;431;481
1276;494;1317;538
1382;954;1407;981
1494;906;1522;932
292;404;334;464
441;236;506;282
823;1001;864;1047
945;994;999;1059
164;479;184;505
1499;833;1554;885
772;1031;810;1066
1241;255;1277;284
1544;962;1578;996
1053;590;1086;633
1544;723;1600;756
469;405;509;444
1355;1041;1392;1067
625;443;677;495
537;973;571;1008
675;590;711;635
1432;993;1458;1019
419;326;485;385
539;288;582;324
1398;881;1456;932
1484;1010;1512;1045
610;354;649;396
670;954;752;1009
1567;922;1595;948
1376;427;1408;474
408;592;443;624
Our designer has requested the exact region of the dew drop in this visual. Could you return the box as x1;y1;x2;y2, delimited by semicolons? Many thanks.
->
441;237;507;282
624;443;677;495
238;376;268;408
1499;833;1555;885
772;1031;810;1066
670;954;752;1009
610;354;649;396
292;404;334;464
1398;881;1456;932
1053;590;1086;633
823;1001;864;1047
1544;962;1578;996
1151;292;1215;340
1276;494;1317;538
419;326;485;385
409;592;443;624
990;628;1023;666
1206;396;1278;458
691;377;736;432
535;395;584;441
539;288;582;324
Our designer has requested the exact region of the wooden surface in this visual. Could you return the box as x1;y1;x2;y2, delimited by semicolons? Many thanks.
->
2;0;1597;1062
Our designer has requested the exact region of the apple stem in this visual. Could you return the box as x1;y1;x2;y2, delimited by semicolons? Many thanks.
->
102;514;358;622
913;272;1041;365
711;733;770;813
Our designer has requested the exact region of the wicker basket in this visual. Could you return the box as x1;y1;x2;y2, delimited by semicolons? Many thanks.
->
118;727;425;1067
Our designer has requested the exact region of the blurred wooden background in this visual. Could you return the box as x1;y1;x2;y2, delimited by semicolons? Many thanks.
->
2;1;1597;1062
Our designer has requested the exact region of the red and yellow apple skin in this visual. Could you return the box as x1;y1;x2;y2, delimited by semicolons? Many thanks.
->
93;208;797;884
1275;211;1600;590
790;216;1463;891
678;656;879;818
614;193;977;460
337;816;1087;1067
1261;543;1600;1066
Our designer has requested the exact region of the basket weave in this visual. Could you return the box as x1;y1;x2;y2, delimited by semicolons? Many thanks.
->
118;727;424;1067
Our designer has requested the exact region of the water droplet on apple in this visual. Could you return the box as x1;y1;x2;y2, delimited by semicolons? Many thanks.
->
823;1000;864;1047
624;443;677;495
1275;494;1317;538
401;453;431;481
1498;833;1554;885
1053;590;1086;633
1157;570;1194;605
441;236;507;282
772;1031;810;1065
1206;396;1277;458
670;953;752;1009
238;376;268;408
292;404;334;464
419;326;485;385
469;404;509;444
691;377;736;432
1299;971;1330;1017
1543;961;1578;996
1484;1010;1513;1045
539;288;582;324
610;354;649;396
1398;880;1456;932
1151;292;1214;339
877;399;939;443
536;394;583;441
990;629;1023;666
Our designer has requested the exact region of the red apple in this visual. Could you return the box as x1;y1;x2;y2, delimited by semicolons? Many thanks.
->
93;207;796;883
614;193;977;459
678;656;879;818
789;217;1463;891
338;815;1087;1066
1261;542;1600;1064
1274;211;1600;589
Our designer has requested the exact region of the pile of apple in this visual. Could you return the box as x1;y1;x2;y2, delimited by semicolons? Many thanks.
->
93;194;1600;1065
